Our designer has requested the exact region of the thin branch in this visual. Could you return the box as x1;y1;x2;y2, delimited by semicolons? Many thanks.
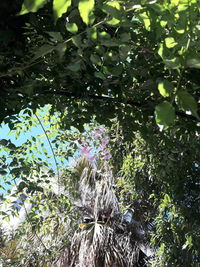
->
0;18;108;79
42;90;198;121
35;113;61;194
0;5;137;78
42;90;142;107
0;59;45;78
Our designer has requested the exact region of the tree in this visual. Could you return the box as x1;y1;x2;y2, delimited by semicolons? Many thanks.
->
0;0;199;132
0;151;150;266
0;0;199;266
54;158;149;267
110;123;200;266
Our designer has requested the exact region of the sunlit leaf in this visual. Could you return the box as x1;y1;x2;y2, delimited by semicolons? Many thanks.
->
78;0;95;25
66;23;78;34
107;18;120;26
170;0;179;6
165;37;177;48
163;57;180;69
158;80;174;97
138;12;151;31
160;20;167;27
158;43;164;58
102;1;121;19
19;0;48;15
53;0;72;21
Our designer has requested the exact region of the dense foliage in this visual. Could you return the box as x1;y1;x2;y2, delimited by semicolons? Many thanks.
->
0;0;199;131
110;123;200;266
0;0;199;266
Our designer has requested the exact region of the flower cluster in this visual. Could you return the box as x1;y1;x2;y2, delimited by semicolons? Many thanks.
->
78;126;112;164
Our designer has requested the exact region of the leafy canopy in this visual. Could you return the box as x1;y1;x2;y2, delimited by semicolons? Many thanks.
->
0;0;200;266
0;0;199;134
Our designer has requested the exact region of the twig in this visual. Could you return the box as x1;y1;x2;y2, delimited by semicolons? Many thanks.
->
35;113;60;194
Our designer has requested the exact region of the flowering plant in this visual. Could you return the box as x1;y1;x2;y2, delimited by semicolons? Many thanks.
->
78;126;112;164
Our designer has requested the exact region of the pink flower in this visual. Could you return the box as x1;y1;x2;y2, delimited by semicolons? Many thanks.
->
102;137;109;145
80;146;92;155
92;130;101;137
92;126;105;137
101;149;110;155
98;126;105;133
88;155;96;164
100;149;112;160
102;153;112;160
80;140;88;146
100;143;107;150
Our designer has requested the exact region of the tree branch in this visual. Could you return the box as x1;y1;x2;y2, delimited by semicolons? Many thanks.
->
42;90;198;121
42;90;142;107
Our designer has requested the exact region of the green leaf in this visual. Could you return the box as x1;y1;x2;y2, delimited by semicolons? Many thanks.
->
10;167;21;175
148;3;165;13
0;169;7;175
32;44;54;61
19;0;48;15
107;18;120;26
90;54;101;65
47;32;63;42
175;14;187;34
163;57;180;69
138;12;151;31
100;39;118;47
94;72;106;80
120;33;131;42
0;139;9;146
186;58;200;69
78;0;95;25
165;37;177;48
155;101;175;128
72;35;82;47
108;65;123;76
102;1;121;19
66;23;78;34
87;28;97;40
176;91;199;119
160;20;167;28
158;80;174;97
67;63;81;72
183;236;193;249
53;0;72;21
55;43;67;60
170;0;179;5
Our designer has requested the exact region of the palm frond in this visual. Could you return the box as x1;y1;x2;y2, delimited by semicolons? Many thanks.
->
54;158;150;267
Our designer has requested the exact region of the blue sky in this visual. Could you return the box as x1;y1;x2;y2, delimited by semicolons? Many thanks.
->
0;123;52;194
0;107;66;195
0;106;100;196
